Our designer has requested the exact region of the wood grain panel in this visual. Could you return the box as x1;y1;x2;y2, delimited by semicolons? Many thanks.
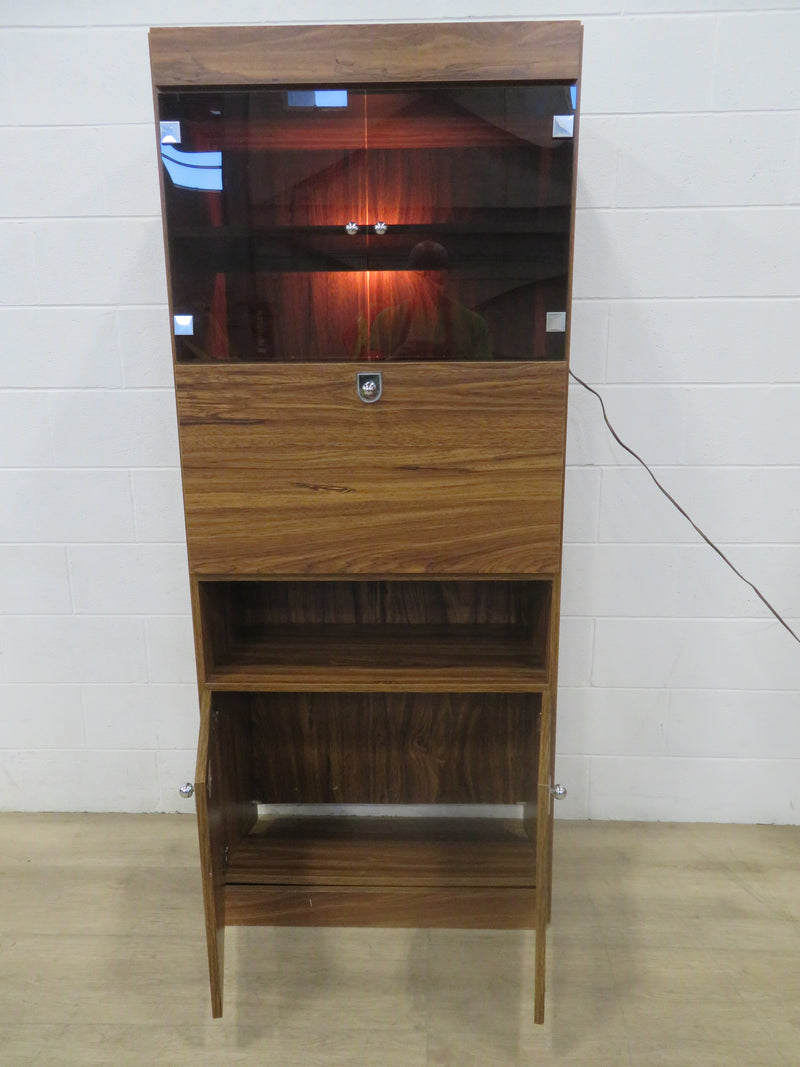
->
225;886;537;928
238;692;539;805
224;578;542;627
149;22;582;88
177;362;567;575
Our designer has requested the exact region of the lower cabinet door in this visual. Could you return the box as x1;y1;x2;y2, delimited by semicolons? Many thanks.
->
195;691;257;1017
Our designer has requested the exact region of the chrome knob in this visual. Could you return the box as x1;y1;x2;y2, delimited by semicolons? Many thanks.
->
373;221;387;235
345;221;359;235
179;783;194;799
550;784;567;800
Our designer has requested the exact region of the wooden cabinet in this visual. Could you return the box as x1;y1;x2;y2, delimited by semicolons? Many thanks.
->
150;20;581;1023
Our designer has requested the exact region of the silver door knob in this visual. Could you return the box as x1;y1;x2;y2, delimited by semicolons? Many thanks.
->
373;221;387;235
179;783;194;798
345;221;359;235
550;784;567;800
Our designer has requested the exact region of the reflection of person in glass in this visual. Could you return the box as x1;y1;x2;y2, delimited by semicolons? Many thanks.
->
370;241;492;361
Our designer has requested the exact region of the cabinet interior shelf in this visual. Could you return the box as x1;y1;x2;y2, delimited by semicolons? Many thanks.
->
172;212;571;240
222;814;539;929
170;230;568;274
207;625;547;691
227;814;537;888
172;111;570;153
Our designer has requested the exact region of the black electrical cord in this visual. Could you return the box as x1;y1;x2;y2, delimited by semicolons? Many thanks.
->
569;368;800;647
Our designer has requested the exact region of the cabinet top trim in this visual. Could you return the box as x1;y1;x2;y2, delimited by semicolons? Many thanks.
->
149;21;583;88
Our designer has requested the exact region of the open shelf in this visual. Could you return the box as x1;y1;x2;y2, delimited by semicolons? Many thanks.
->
200;579;551;691
207;626;547;691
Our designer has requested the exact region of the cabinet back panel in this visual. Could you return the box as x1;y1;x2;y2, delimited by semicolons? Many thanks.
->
223;579;545;627
219;692;539;805
177;362;567;574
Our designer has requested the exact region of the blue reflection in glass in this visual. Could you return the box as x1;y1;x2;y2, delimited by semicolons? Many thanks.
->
161;145;223;191
315;90;348;108
288;90;315;107
288;90;348;108
570;85;577;110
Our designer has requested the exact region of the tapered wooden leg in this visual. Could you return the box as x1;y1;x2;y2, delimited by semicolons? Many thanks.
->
534;938;546;1024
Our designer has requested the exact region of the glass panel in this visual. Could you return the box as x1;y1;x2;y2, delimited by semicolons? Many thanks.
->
159;89;368;362
363;86;575;362
158;84;575;363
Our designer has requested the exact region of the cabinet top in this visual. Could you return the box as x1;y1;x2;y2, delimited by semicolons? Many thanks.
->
149;21;583;89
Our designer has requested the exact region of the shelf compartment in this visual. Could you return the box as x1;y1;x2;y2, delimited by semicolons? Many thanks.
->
224;813;537;928
200;579;551;691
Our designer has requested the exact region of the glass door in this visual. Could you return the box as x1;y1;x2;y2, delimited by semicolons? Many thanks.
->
362;84;576;362
158;83;576;363
159;88;369;362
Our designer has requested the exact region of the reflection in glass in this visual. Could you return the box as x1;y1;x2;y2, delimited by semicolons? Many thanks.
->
288;90;349;108
368;242;492;361
161;145;223;191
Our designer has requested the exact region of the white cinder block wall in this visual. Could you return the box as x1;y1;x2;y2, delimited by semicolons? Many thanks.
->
1;1;798;820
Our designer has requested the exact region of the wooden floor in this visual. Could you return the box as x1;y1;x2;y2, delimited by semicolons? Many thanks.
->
0;816;798;1066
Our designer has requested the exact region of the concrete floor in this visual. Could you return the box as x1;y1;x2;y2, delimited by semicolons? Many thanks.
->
0;815;798;1065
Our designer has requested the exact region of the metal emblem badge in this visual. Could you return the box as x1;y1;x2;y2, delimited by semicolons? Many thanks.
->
357;372;382;403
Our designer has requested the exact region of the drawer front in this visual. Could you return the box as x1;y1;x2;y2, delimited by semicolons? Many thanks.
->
176;362;567;575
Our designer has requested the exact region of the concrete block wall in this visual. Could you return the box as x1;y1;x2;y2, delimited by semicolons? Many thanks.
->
1;1;798;820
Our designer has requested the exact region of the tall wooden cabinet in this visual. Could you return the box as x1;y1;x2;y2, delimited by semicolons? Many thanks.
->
149;21;581;1023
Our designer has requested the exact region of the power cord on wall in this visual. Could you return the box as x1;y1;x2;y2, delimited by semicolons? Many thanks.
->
569;368;800;647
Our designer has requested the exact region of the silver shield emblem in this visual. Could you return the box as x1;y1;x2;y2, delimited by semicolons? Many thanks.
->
357;372;382;403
